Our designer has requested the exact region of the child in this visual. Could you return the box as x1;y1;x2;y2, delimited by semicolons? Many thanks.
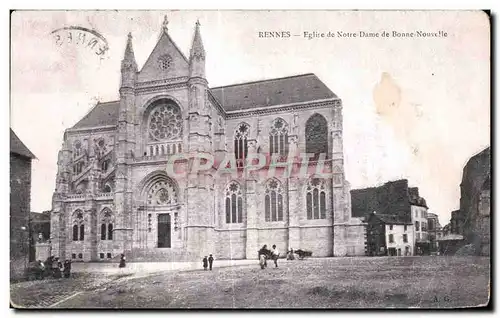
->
208;254;214;270
202;256;208;270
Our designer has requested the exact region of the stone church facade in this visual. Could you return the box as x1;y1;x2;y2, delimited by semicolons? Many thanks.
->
50;17;365;262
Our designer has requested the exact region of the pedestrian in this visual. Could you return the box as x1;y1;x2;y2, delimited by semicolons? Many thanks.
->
52;257;62;278
208;254;214;270
63;260;71;278
272;244;280;268
119;253;126;268
202;256;208;270
258;245;269;269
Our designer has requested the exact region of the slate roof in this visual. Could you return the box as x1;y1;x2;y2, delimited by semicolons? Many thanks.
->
69;74;337;129
211;73;337;112
10;129;36;159
71;101;120;129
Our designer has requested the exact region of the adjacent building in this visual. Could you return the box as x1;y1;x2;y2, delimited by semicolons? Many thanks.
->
49;17;365;262
10;129;36;278
351;179;429;256
427;212;442;254
408;187;430;255
365;212;414;256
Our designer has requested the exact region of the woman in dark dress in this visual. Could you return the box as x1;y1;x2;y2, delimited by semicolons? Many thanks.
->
119;254;126;268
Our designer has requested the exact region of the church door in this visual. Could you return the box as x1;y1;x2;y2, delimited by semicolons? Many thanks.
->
157;213;171;248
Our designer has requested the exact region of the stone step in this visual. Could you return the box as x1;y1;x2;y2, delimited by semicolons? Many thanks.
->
128;248;199;262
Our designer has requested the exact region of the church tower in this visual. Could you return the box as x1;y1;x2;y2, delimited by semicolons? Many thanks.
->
185;21;215;257
115;33;137;255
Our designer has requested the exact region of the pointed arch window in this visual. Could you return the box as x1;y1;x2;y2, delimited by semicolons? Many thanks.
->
72;210;85;241
225;182;243;224
103;183;112;193
305;114;329;160
73;141;82;158
306;178;327;220
101;158;110;172
264;179;284;222
269;118;289;157
234;123;249;166
100;208;114;240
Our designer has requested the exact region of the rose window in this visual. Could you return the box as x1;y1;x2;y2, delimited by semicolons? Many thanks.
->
158;54;173;70
148;103;183;142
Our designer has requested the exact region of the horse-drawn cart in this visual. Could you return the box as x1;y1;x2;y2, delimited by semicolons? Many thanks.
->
294;249;313;260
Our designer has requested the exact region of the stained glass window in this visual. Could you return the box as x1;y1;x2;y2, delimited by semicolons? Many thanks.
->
264;179;284;222
100;208;114;240
234;123;249;165
306;178;327;220
269;118;289;157
305;114;328;159
72;210;84;241
225;181;243;223
148;103;182;142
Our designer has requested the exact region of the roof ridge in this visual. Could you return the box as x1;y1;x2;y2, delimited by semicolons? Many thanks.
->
210;73;317;90
97;100;120;105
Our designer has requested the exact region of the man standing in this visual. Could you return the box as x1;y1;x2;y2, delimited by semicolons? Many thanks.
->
272;245;280;268
208;254;214;270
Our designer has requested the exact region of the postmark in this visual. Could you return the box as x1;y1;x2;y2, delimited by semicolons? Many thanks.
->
50;26;109;58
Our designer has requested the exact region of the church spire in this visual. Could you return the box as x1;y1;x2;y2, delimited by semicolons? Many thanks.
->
121;32;137;88
189;20;206;79
121;32;137;72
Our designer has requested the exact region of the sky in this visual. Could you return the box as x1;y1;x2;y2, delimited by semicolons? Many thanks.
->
10;10;490;225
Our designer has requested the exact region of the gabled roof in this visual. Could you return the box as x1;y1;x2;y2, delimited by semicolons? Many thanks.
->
71;101;120;129
137;30;190;82
10;129;36;159
210;73;337;112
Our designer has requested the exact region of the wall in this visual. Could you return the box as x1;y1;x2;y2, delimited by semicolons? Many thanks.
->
411;205;428;242
10;153;32;274
385;224;414;256
459;147;490;255
35;243;51;262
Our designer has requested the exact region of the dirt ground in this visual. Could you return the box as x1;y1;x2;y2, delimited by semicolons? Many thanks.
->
11;256;490;309
43;256;491;309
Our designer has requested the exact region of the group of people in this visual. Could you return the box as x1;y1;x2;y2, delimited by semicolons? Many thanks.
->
202;254;214;270
46;256;72;278
28;256;72;280
258;244;280;269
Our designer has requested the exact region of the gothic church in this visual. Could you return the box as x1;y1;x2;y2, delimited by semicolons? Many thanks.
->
50;17;365;262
